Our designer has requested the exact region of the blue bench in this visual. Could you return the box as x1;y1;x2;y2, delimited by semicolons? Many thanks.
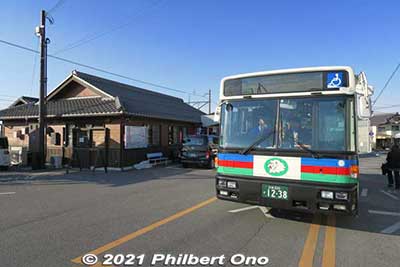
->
146;152;168;166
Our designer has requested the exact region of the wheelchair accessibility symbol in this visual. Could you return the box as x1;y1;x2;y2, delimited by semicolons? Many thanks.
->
327;72;343;88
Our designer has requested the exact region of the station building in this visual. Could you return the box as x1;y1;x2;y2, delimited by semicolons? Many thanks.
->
0;70;204;169
371;112;400;149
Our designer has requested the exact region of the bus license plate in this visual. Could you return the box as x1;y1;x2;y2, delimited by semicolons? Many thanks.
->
262;184;288;200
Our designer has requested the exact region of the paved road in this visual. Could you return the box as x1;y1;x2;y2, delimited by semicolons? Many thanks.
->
0;156;399;267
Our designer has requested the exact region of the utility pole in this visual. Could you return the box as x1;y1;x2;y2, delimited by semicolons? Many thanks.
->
35;10;48;169
208;89;211;114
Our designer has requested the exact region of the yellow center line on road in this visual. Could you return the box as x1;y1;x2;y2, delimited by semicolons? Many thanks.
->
322;214;336;267
298;214;322;267
71;197;217;265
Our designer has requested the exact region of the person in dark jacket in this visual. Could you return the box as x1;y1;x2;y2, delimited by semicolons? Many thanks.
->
386;144;400;189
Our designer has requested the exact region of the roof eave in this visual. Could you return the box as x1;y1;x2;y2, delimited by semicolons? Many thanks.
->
0;111;123;120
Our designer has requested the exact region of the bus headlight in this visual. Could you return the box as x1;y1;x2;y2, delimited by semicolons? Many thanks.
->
219;190;228;196
335;192;348;200
227;181;237;189
321;191;334;199
218;179;227;187
333;204;347;211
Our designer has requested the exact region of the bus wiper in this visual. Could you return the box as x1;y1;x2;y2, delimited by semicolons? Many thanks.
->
241;131;274;155
296;141;320;159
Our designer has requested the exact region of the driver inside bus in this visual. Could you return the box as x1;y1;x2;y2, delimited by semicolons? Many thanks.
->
249;118;274;146
282;120;311;148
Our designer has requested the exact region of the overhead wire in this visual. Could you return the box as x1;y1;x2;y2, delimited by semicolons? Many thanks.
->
374;104;400;110
52;0;164;55
29;39;40;96
372;62;400;106
47;0;66;15
0;39;209;100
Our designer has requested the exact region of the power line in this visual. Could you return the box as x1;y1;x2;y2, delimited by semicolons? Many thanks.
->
52;0;164;55
0;38;208;100
374;104;400;110
30;39;40;96
47;0;66;15
0;94;19;99
372;62;400;106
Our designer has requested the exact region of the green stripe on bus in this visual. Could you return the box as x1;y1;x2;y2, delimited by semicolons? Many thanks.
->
301;173;358;184
217;166;253;176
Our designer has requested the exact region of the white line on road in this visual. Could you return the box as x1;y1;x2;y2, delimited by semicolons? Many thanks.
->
361;188;368;197
381;221;400;234
368;210;400;216
229;205;274;218
380;190;399;200
229;206;261;213
0;192;16;195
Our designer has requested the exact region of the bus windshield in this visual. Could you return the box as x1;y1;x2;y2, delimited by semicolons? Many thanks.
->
220;96;351;152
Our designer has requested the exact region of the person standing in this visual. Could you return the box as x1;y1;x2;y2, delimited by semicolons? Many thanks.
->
386;144;400;189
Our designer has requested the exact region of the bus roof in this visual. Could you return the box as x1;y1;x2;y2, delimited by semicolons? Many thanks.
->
220;66;357;100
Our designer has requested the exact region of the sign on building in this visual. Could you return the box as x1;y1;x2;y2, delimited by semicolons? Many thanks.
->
124;126;148;149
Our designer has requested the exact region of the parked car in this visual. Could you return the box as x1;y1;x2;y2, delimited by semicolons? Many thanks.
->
180;135;218;168
0;137;10;170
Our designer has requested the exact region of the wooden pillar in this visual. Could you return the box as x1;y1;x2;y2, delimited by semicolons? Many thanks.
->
104;128;109;173
119;120;125;169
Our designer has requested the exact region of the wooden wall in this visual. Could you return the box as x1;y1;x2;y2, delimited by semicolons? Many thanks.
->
2;116;199;168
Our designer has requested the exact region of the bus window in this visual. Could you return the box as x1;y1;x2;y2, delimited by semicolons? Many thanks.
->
317;101;346;151
280;99;312;149
279;97;347;151
0;137;9;149
220;100;278;149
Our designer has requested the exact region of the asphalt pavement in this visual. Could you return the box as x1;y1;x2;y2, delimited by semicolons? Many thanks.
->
0;156;399;267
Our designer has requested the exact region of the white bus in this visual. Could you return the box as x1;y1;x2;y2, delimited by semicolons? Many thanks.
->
215;66;373;215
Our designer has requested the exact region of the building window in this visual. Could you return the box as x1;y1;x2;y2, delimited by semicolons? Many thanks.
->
168;126;174;145
173;126;180;144
182;127;188;138
152;125;161;146
392;125;399;131
168;126;182;145
147;124;161;146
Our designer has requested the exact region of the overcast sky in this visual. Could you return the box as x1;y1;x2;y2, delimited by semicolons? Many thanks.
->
0;0;399;114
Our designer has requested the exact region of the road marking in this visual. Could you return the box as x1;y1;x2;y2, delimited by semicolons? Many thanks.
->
71;197;217;264
229;205;261;213
229;205;274;218
0;192;16;195
298;214;321;267
361;188;368;197
368;210;400;216
322;215;336;267
380;190;399;200
381;221;400;234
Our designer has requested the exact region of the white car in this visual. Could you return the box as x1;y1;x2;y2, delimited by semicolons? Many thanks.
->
0;137;10;170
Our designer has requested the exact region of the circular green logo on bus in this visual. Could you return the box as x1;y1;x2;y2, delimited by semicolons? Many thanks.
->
264;158;289;176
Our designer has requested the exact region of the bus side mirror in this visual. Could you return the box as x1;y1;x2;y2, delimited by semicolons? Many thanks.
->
355;72;373;119
357;94;372;119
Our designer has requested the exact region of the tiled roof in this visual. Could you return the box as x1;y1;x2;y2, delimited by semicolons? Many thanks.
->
9;96;39;107
0;97;120;119
74;71;204;123
370;113;397;126
0;71;204;123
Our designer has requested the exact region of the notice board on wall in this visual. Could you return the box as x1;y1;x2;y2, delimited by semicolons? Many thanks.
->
124;126;148;149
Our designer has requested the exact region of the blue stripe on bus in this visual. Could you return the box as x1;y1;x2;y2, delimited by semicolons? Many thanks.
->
218;153;254;162
301;158;356;167
218;153;358;166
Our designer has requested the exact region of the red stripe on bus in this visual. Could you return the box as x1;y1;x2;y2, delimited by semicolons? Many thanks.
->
218;160;253;169
301;166;350;175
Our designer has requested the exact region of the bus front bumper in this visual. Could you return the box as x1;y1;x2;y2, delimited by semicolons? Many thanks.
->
216;174;358;215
